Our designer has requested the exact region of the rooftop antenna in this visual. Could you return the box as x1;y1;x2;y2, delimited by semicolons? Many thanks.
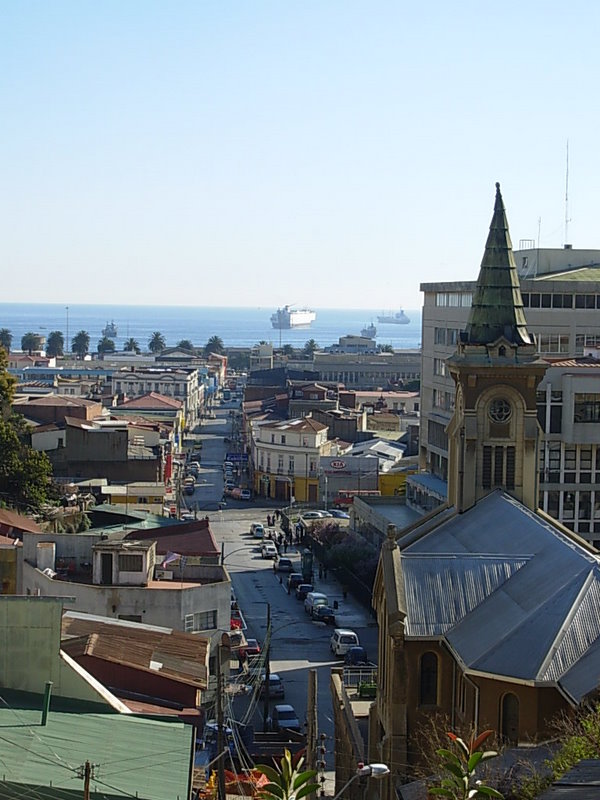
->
564;140;571;247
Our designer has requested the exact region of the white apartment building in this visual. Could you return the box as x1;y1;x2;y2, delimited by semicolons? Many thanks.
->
251;416;332;503
111;367;202;428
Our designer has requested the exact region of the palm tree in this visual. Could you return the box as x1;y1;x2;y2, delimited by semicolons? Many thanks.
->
281;344;295;357
148;331;166;353
71;330;90;359
256;749;318;800
124;337;140;354
302;338;319;356
204;335;224;356
0;329;12;353
177;339;194;351
46;330;64;357
21;332;42;355
97;336;116;354
379;343;394;353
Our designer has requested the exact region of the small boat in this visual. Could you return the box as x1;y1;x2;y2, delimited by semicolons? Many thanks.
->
377;310;410;325
102;320;118;337
361;323;377;338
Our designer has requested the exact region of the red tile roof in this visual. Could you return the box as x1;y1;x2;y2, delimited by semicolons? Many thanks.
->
117;392;183;410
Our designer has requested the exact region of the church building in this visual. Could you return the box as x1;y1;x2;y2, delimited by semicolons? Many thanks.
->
353;184;600;798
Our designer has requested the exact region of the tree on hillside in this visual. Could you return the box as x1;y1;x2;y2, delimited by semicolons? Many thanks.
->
97;336;116;354
0;347;52;510
71;330;90;359
124;337;140;354
21;332;42;355
0;329;12;353
177;339;194;351
204;335;224;356
302;338;319;356
46;330;64;357
148;331;166;353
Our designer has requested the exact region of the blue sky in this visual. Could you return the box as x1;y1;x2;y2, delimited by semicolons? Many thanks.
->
2;1;599;308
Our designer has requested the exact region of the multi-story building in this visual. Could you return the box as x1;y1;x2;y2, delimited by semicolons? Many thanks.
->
111;366;202;428
251;416;334;502
313;349;420;389
419;246;600;544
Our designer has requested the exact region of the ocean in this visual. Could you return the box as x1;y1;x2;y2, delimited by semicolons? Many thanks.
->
0;303;422;351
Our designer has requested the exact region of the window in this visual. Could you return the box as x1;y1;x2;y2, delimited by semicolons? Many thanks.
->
433;358;447;377
184;610;217;632
281;435;286;444
574;394;600;423
118;554;143;572
288;456;294;474
278;455;284;472
420;651;439;705
434;327;446;345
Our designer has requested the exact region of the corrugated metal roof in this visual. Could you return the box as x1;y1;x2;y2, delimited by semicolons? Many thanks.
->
0;699;192;799
397;491;600;702
403;555;528;637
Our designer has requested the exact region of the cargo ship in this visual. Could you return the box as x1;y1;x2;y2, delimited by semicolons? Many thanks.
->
270;305;316;329
361;323;377;338
377;310;410;325
102;320;118;337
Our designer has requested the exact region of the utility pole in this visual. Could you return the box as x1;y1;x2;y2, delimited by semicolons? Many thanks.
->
306;669;318;800
83;761;91;800
216;645;226;800
262;602;271;732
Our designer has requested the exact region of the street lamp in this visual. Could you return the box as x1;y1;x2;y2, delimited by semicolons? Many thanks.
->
331;764;390;800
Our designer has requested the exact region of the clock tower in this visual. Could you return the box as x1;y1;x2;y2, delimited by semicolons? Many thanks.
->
446;183;547;512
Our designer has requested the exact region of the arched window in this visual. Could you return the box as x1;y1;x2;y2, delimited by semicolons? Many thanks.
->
501;692;519;744
419;651;438;706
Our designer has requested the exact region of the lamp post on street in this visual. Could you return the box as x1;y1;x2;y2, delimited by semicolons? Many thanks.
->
331;763;390;800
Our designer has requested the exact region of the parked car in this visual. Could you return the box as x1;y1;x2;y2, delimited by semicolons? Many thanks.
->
295;583;313;601
287;573;304;592
304;592;329;616
301;511;326;520
239;638;261;659
344;646;374;667
329;510;350;519
313;605;336;625
259;673;285;699
180;510;195;521
188;461;201;472
277;557;295;573
250;522;265;538
261;542;278;559
268;703;301;733
330;629;360;656
240;489;252;501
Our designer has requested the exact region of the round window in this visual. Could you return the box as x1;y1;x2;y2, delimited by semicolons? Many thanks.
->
488;398;512;423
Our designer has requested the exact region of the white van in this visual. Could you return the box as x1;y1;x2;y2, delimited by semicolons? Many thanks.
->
304;592;329;617
330;628;360;656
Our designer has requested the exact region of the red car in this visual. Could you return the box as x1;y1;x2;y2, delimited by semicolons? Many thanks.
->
239;638;261;659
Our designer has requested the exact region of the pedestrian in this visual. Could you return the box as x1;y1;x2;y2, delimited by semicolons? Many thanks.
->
283;541;288;553
273;561;277;574
318;564;323;579
323;566;328;579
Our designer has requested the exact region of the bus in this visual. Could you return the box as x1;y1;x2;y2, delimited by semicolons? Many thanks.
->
333;489;381;508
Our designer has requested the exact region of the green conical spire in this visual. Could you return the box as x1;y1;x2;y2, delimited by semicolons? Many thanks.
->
464;183;533;346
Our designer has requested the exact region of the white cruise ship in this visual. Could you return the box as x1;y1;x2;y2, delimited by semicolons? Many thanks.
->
270;305;316;329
